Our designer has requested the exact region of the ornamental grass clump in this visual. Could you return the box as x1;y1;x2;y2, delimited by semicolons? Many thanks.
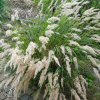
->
0;0;100;100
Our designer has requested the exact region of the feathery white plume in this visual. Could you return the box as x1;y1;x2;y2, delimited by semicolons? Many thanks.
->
26;42;38;55
39;36;49;49
47;17;60;24
91;34;100;43
52;55;61;67
47;24;58;30
39;36;49;44
74;76;87;100
71;89;80;100
83;8;98;16
60;45;66;55
66;46;72;56
71;33;81;40
34;61;44;77
73;57;78;69
5;30;13;37
12;37;19;41
81;45;97;56
72;28;82;32
93;68;100;81
87;55;100;70
45;30;54;37
65;55;71;76
69;40;80;47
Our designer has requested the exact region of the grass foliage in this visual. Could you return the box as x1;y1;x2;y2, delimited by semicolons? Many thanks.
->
0;0;100;100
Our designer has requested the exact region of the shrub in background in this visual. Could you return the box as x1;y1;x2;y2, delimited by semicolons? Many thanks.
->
0;0;9;20
0;0;5;12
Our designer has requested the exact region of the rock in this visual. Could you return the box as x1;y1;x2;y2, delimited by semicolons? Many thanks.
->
23;0;33;6
2;24;13;31
0;74;4;81
20;94;29;100
24;89;33;96
9;0;37;20
0;92;6;99
2;25;9;31
5;97;14;100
